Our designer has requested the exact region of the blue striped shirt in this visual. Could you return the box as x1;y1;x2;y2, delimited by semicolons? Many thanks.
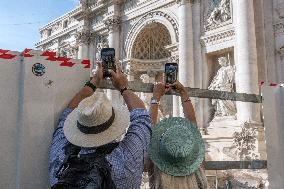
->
49;108;152;189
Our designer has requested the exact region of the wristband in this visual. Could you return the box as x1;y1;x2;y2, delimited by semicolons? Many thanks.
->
150;97;160;105
85;81;97;92
120;86;132;95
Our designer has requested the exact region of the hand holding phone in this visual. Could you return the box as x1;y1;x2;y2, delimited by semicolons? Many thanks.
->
165;63;178;85
169;80;186;94
101;48;116;78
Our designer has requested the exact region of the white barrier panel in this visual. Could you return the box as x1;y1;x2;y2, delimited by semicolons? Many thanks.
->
262;85;284;189
0;51;21;188
0;49;91;188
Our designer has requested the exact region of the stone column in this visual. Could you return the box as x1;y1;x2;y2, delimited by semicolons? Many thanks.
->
76;29;96;60
104;2;122;103
176;0;195;117
88;42;95;70
78;43;88;60
233;0;260;122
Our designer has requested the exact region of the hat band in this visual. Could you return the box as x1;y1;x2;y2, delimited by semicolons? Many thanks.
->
77;108;115;134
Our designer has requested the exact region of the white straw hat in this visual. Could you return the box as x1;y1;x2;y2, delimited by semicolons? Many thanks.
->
63;91;130;147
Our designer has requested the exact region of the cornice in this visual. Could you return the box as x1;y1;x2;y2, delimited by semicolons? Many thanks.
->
128;58;168;72
200;27;235;48
39;7;81;32
122;0;175;21
35;25;78;48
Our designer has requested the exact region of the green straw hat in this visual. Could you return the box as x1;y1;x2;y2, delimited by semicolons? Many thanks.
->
149;117;205;176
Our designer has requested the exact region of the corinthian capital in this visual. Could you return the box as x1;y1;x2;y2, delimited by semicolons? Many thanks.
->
75;29;96;45
104;16;121;32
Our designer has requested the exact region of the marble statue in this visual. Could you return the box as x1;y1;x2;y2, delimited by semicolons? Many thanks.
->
207;0;231;28
208;56;237;117
96;41;109;60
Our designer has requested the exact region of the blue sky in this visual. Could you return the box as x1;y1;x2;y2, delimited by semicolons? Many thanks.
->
0;0;79;51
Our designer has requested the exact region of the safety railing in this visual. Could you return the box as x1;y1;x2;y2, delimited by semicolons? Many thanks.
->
99;80;266;170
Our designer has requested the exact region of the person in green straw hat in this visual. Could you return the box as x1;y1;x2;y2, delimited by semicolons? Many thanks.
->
148;80;208;189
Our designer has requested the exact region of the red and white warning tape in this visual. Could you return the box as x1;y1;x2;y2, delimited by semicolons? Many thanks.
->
259;80;283;87
0;48;91;69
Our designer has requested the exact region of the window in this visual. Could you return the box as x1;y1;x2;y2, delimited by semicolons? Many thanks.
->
47;29;52;37
63;20;68;29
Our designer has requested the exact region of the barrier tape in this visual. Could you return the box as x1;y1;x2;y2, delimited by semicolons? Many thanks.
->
0;49;17;59
81;59;91;68
0;48;91;69
259;80;281;87
22;48;34;57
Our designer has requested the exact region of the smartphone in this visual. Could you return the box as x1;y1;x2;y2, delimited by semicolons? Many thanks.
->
165;63;178;84
101;48;116;78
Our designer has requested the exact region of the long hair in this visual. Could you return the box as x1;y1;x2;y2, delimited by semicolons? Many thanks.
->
149;165;208;189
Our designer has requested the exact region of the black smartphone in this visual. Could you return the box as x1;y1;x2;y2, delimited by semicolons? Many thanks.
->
101;48;116;78
165;63;178;84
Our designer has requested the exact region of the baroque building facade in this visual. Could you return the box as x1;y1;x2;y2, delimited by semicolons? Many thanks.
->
35;0;283;130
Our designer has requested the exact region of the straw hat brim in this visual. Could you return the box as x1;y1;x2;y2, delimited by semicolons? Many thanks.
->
63;102;130;148
149;117;205;176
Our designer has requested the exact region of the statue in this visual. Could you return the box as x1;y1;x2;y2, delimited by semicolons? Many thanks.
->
208;56;237;117
96;40;109;60
207;0;231;28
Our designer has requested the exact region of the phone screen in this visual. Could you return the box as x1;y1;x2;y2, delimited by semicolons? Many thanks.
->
101;48;116;78
165;63;178;84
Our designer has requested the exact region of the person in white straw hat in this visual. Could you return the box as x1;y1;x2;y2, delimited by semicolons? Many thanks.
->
49;61;153;189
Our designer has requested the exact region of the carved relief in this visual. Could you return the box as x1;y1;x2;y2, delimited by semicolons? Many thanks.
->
205;0;232;30
75;29;95;45
125;11;178;60
200;29;235;47
127;11;179;43
129;60;167;72
165;43;179;62
233;122;258;160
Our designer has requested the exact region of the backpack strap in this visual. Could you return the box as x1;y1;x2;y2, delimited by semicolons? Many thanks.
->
80;142;119;189
54;142;119;189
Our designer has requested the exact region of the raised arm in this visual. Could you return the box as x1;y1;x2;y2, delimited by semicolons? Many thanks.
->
110;67;145;111
170;81;197;124
67;62;103;109
150;82;170;124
